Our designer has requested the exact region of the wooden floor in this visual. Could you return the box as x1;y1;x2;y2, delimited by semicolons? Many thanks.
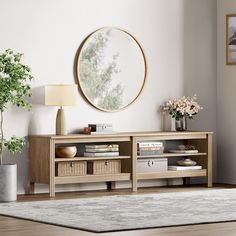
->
1;184;236;236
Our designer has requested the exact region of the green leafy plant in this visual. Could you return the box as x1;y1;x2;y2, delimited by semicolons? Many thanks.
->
0;49;33;165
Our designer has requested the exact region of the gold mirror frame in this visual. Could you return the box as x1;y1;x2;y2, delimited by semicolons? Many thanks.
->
76;27;147;112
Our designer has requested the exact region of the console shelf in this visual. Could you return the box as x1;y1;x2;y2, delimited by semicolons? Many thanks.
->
29;131;213;197
55;156;131;162
137;169;207;180
138;152;207;159
55;173;131;184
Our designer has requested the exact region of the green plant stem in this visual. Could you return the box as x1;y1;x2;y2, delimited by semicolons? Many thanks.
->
0;111;3;165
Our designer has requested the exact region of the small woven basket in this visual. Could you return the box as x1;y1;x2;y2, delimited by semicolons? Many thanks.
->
56;161;86;176
87;160;121;175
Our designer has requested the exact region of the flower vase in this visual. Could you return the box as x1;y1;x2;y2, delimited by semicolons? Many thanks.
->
175;116;187;131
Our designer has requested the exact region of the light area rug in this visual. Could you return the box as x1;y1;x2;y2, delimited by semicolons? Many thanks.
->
0;189;236;233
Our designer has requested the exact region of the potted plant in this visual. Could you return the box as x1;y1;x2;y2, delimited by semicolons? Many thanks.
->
162;95;202;131
0;49;33;201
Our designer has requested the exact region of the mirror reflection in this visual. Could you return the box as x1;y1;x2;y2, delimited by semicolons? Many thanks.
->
77;27;146;112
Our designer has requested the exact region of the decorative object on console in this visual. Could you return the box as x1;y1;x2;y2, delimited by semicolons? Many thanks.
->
177;145;196;150
162;95;202;131
55;146;77;158
88;123;115;134
169;145;198;154
88;124;113;132
169;150;198;154
76;27;147;112
226;14;236;65
175;116;187;132
82;127;92;134
45;84;78;135
0;49;33;202
177;158;197;166
137;142;164;156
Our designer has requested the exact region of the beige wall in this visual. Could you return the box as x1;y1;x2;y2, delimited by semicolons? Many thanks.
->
217;0;236;184
0;0;217;193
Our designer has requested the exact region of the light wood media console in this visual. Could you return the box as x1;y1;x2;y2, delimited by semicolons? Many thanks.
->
29;131;213;197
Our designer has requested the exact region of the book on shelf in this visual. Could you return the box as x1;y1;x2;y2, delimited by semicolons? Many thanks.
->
85;147;119;153
137;142;163;148
168;166;202;171
138;149;164;156
84;152;119;157
138;146;164;151
85;144;119;149
137;146;164;156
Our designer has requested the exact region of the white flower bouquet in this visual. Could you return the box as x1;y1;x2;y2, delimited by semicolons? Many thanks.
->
163;95;202;120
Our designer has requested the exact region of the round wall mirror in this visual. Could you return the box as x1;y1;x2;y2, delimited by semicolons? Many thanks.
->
76;27;147;112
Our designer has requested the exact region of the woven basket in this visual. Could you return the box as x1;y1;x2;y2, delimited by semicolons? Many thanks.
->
56;161;86;176
87;160;121;175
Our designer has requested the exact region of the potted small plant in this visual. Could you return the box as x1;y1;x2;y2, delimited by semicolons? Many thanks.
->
0;49;33;201
162;95;202;131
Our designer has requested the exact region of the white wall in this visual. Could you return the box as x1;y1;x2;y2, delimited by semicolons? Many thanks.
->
217;0;236;184
0;0;217;193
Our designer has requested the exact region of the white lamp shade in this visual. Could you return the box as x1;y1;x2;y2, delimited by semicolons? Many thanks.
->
45;84;78;106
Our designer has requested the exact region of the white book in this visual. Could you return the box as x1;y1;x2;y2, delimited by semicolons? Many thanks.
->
85;148;119;153
168;166;202;170
138;146;164;151
84;152;119;157
138;142;163;148
85;144;119;149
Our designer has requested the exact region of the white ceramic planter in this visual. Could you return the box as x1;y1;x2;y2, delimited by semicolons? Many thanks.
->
0;164;17;202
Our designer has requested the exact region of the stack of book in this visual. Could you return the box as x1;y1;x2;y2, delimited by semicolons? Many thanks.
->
84;144;119;157
137;142;164;156
168;166;202;171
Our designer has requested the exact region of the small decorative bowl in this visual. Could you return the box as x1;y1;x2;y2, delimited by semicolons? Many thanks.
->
55;146;77;158
177;145;196;151
177;158;197;166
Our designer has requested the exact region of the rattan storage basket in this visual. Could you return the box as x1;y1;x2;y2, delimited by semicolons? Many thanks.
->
87;160;121;175
56;161;87;176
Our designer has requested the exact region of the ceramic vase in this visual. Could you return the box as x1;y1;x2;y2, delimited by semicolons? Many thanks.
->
0;164;17;202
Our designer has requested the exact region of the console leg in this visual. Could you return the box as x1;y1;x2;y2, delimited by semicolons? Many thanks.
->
49;183;55;197
183;177;191;186
107;181;116;190
29;182;35;194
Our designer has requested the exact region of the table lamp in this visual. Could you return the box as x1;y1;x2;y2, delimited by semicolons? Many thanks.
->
45;84;78;135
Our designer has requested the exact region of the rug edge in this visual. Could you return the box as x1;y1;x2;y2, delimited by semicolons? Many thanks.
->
1;213;236;233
